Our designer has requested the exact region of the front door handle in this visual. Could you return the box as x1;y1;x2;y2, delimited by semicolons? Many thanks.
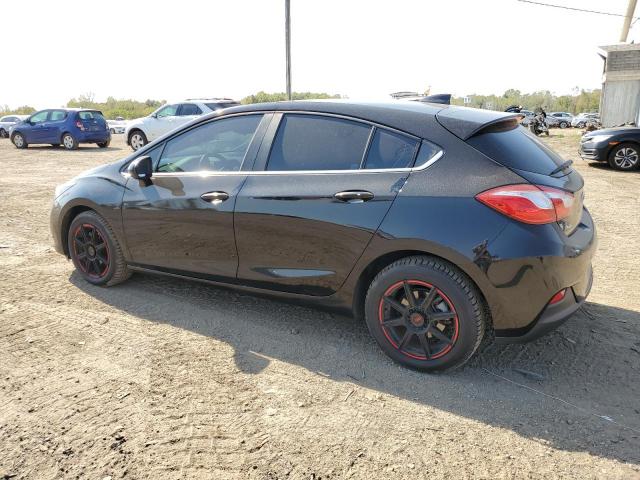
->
334;190;374;203
201;191;229;204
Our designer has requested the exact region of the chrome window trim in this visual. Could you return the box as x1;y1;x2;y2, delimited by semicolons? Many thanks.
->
137;150;444;178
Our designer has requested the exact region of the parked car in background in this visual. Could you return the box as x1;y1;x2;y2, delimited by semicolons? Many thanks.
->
107;116;127;134
519;109;535;126
572;113;600;128
125;98;239;151
549;112;573;128
0;114;29;138
51;100;595;372
11;108;110;150
579;126;640;171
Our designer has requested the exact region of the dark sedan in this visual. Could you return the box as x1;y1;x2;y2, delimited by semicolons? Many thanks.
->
50;100;596;372
579;127;640;171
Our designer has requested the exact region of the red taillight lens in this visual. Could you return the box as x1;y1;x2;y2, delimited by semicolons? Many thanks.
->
75;121;84;131
475;184;574;225
549;289;566;305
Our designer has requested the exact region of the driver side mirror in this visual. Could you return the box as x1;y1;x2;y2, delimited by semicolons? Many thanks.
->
128;155;153;185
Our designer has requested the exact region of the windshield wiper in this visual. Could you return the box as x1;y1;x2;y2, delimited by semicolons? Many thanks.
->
550;159;573;176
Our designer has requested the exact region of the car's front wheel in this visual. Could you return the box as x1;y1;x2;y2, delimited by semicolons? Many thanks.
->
559;121;568;128
12;132;27;149
0;128;7;138
62;133;78;150
129;130;147;151
608;143;640;171
68;211;131;286
364;256;486;372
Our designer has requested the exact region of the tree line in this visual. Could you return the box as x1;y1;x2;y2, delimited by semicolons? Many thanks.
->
1;88;600;119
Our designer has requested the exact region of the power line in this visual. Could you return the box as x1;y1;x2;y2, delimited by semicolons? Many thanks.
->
516;0;639;20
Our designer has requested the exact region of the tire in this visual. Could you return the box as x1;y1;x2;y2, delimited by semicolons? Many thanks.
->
364;256;486;372
0;128;7;138
608;142;640;171
97;139;111;148
559;121;568;129
62;133;78;150
577;121;585;128
68;211;132;287
110;128;115;134
12;132;27;149
129;130;147;151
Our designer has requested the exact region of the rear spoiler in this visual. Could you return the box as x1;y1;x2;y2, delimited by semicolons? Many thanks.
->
436;107;524;140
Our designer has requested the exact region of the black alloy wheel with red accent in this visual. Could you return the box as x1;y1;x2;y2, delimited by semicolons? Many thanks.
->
365;256;486;372
67;211;131;286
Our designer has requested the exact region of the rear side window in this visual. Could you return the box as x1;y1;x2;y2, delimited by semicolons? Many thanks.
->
467;126;565;175
364;129;418;169
267;114;371;171
179;103;202;116
49;110;67;121
78;111;104;120
156;114;262;173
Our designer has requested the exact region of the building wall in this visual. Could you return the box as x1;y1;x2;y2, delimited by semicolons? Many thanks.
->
601;80;640;127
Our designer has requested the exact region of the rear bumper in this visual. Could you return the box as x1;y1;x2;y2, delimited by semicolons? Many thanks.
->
76;130;111;143
495;265;593;343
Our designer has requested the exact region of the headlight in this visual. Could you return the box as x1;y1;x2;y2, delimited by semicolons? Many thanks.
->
584;135;612;144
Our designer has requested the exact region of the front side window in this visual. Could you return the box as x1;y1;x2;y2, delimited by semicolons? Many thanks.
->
156;105;178;118
267;114;371;171
50;110;67;121
364;129;418;170
30;111;48;123
179;103;202;116
156;115;263;173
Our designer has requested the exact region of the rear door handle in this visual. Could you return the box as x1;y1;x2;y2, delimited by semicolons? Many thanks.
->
334;190;374;203
201;191;229;204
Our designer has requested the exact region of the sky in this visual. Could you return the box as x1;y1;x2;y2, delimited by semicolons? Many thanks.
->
2;0;638;109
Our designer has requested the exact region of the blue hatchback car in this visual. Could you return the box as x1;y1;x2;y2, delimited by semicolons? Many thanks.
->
11;108;111;150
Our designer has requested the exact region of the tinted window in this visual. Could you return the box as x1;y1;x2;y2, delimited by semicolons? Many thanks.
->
78;111;104;120
156;105;178;118
467;126;565;175
30;111;48;123
179;103;202;116
267;115;371;171
50;110;67;121
364;129;418;169
157;115;262;173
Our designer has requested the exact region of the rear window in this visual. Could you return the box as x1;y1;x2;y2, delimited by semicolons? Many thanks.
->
466;126;566;175
78;111;105;121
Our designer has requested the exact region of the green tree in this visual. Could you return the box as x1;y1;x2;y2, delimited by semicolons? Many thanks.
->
241;91;341;104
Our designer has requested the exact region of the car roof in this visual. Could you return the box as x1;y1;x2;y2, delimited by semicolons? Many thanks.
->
219;99;520;140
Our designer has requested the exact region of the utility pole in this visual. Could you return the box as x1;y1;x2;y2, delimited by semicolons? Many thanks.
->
285;0;292;100
620;0;638;42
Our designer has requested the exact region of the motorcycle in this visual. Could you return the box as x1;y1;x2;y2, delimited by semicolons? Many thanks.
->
529;113;549;136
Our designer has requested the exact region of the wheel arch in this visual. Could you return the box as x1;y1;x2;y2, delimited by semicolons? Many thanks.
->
60;205;95;257
350;248;491;328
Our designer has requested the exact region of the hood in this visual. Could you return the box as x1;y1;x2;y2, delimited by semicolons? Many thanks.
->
583;126;640;137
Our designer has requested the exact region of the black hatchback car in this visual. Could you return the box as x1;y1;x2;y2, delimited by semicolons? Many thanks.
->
51;101;596;371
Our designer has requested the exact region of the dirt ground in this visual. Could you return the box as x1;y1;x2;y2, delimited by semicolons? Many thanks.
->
0;129;639;480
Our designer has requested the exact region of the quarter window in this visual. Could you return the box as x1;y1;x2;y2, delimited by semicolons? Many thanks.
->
364;129;418;169
156;115;263;173
266;114;371;171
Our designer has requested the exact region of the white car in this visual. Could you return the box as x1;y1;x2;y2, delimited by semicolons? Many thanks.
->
0;114;29;138
549;112;573;129
107;116;127;134
125;98;239;151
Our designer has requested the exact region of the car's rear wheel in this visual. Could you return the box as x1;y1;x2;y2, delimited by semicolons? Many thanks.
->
608;143;640;171
129;130;147;151
97;139;110;148
364;256;486;372
62;133;78;150
109;128;115;134
577;121;585;128
68;211;131;286
0;128;7;138
12;132;27;149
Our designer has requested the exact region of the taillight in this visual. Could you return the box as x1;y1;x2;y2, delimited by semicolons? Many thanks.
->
475;184;574;225
75;121;85;131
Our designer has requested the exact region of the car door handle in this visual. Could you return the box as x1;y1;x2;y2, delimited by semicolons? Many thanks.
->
334;190;374;203
201;191;229;203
